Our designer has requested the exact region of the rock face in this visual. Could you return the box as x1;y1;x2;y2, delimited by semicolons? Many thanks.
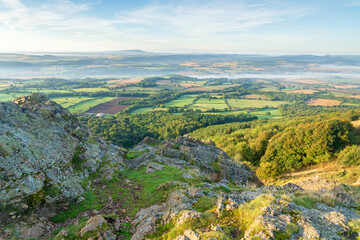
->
127;136;263;187
0;93;125;213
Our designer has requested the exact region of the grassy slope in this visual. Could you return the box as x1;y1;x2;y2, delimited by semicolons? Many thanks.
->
273;161;360;186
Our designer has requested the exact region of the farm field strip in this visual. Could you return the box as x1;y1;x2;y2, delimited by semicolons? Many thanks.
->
306;98;341;106
72;87;110;92
227;99;289;108
86;97;139;114
0;93;29;102
131;107;168;114
164;95;197;107
67;97;116;113
51;96;94;109
24;88;74;94
192;97;228;110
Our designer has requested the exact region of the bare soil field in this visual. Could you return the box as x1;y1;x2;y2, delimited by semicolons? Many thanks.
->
86;97;138;114
180;87;212;92
108;78;143;87
179;83;201;88
289;89;318;94
306;98;341;106
334;85;359;89
350;95;360;99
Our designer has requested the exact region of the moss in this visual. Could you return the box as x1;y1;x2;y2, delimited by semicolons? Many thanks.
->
53;218;88;240
151;212;217;240
123;165;198;216
118;222;132;240
235;194;276;234
26;188;46;208
52;192;102;223
0;142;11;158
193;196;217;213
214;185;232;194
124;149;149;160
45;185;61;197
274;223;300;240
71;145;85;171
291;195;318;209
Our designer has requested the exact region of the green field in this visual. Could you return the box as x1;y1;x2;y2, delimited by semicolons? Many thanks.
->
252;108;282;119
51;96;94;108
72;88;110;92
192;97;228;110
202;108;282;119
67;97;116;113
24;88;74;94
131;107;168;114
164;95;197;107
227;99;289;108
0;93;28;102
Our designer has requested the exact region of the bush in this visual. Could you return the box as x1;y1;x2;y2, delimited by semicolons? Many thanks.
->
337;145;360;166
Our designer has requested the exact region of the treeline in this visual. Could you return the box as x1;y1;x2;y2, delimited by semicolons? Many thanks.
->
44;91;150;98
136;77;159;87
79;111;257;148
121;91;207;113
190;110;360;180
279;104;358;116
22;78;110;89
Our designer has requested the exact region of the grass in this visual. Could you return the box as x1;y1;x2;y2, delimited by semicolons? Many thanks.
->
0;93;28;102
191;97;228;110
51;96;93;109
67;97;116;113
124;165;202;216
235;194;276;234
290;195;318;209
227;99;289;109
131;107;168;114
274;223;300;240
53;218;88;240
52;192;102;222
72;87;109;92
25;88;74;94
150;194;276;239
252;108;283;119
274;162;360;186
164;95;197;107
124;149;149;160
193;196;217;213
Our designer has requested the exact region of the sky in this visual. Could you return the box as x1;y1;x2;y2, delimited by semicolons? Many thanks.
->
0;0;360;54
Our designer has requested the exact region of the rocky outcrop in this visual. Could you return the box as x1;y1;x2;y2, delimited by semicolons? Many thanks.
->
296;176;357;206
0;93;125;216
127;136;263;187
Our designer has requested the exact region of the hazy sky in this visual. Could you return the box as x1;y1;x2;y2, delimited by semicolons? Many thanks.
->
0;0;359;54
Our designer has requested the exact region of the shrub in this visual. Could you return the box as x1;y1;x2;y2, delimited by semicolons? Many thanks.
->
337;145;360;166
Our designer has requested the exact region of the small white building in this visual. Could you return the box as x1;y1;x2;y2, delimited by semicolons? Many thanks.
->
96;113;105;117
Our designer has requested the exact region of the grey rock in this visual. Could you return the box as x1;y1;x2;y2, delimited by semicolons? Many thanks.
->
184;229;201;240
146;162;164;174
0;93;125;213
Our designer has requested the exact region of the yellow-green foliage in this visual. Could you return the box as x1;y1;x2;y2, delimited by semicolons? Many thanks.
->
337;145;360;166
155;212;217;240
150;194;276;239
274;223;300;240
234;194;275;233
193;196;217;213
